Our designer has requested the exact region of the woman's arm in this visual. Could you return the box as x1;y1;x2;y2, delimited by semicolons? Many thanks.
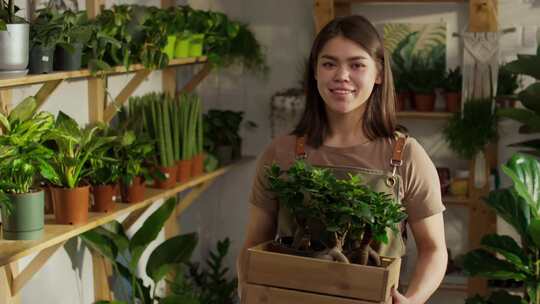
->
236;204;277;298
393;213;448;304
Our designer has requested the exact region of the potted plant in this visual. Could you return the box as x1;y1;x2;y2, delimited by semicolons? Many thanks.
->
243;160;406;303
461;153;540;303
496;63;521;109
497;45;540;153
136;6;169;69
176;93;198;182
81;197;198;303
187;94;204;177
54;10;92;71
443;66;462;113
0;97;54;240
39;112;115;224
391;41;412;112
408;54;443;112
0;0;29;73
29;8;62;74
87;125;120;213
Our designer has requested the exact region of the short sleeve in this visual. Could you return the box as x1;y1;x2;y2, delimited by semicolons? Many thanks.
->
400;138;446;222
249;142;279;214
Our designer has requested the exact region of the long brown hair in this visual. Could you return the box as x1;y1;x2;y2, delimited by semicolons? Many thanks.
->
293;15;397;147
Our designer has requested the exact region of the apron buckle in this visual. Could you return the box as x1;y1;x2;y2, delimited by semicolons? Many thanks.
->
390;159;402;176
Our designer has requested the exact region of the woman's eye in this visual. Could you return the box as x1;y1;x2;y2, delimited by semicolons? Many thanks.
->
351;63;365;69
322;62;335;68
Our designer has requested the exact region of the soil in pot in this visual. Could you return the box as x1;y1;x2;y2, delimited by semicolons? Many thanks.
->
29;45;54;74
54;43;83;71
153;165;177;189
413;93;436;112
177;159;192;183
121;176;146;203
1;190;45;240
92;184;116;213
50;185;90;225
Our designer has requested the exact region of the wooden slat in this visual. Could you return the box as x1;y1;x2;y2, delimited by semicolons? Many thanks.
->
179;62;212;93
91;249;113;301
397;111;453;120
162;68;177;97
0;88;12;115
0;157;253;267
335;0;464;2
314;0;335;34
11;241;65;295
469;0;498;32
103;69;152;123
0;58;207;89
35;80;63;111
88;77;106;123
87;0;102;19
334;1;351;16
0;263;19;304
161;0;175;8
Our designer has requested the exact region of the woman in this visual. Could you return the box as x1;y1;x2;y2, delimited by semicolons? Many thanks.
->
237;15;447;304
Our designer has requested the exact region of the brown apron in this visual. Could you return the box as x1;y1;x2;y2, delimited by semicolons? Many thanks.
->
276;134;408;258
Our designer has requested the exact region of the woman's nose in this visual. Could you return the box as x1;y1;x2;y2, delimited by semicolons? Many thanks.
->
333;66;350;82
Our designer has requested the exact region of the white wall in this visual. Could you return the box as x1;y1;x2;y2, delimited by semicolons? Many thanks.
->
7;0;540;303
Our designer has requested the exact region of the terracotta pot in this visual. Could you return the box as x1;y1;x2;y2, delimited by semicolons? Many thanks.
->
43;185;54;214
121;176;146;203
92;184;116;213
191;154;205;177
113;183;121;202
413;93;436;112
50;185;90;225
396;92;410;112
153;165;177;189
177;159;193;183
445;92;461;113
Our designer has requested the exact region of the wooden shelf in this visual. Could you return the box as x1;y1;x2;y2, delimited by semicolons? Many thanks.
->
397;111;453;120
336;0;465;3
0;156;254;267
443;195;471;207
0;57;208;89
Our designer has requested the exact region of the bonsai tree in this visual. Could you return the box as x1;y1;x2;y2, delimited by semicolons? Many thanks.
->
266;160;407;266
497;45;540;156
443;98;498;160
0;0;26;30
81;197;199;304
0;97;54;213
39;112;116;189
462;153;540;304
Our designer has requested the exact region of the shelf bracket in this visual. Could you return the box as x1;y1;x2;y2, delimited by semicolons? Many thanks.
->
122;205;152;231
91;248;113;301
104;69;152;123
35;80;63;111
178;63;212;94
0;88;12;116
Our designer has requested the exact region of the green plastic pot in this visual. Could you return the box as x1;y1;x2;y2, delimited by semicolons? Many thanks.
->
1;190;45;240
163;35;177;59
188;33;205;57
174;34;191;58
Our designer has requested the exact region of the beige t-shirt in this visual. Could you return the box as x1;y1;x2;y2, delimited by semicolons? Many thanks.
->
249;134;445;222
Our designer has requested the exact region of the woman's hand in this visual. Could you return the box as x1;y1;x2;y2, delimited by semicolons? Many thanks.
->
392;288;412;304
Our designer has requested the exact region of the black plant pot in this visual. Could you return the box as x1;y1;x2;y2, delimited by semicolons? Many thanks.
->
215;145;233;165
29;45;54;74
54;43;83;71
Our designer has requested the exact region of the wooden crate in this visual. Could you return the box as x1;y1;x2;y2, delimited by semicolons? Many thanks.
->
244;242;400;303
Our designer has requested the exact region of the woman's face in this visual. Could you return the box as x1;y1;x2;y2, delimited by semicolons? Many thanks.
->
315;35;381;115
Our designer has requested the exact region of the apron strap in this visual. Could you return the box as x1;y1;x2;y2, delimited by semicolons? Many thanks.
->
391;135;406;176
295;136;307;159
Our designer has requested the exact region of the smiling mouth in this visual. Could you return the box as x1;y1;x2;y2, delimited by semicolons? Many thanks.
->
330;89;356;95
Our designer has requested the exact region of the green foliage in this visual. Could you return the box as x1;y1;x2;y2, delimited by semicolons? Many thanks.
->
498;45;540;156
407;45;445;94
497;63;521;96
40;112;116;188
462;154;540;304
0;0;26;30
114;130;154;187
186;238;237;304
81;197;199;304
30;8;63;49
178;94;203;160
443;99;498;159
266;160;406;263
443;66;462;92
203;109;255;154
57;10;92;49
86;125;120;186
0;97;54;214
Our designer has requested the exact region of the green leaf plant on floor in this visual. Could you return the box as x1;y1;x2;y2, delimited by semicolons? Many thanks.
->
0;97;54;214
462;153;540;304
81;197;198;304
266;160;407;266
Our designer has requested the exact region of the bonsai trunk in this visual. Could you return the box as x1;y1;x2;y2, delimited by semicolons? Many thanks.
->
358;228;380;266
326;231;349;263
292;217;307;250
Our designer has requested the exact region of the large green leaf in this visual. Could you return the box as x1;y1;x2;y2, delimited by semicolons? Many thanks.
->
129;197;178;270
56;111;82;139
116;262;152;304
80;230;118;262
517;83;540;114
498;108;540;133
463;249;527;281
527;219;540;248
488;290;527;304
480;234;530;272
502;154;540;216
506;51;540;80
146;232;197;283
485;189;530;240
8;97;36;125
94;224;129;254
0;111;10;132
